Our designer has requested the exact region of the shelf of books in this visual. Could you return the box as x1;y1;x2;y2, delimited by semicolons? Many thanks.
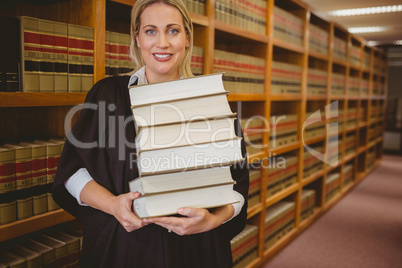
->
0;0;388;267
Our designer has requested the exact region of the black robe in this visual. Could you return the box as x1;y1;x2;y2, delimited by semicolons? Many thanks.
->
52;75;249;268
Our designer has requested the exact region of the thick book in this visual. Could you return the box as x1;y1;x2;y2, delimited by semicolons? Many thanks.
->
38;18;54;92
53;21;68;92
137;138;243;176
20;16;40;92
133;184;239;218
135;116;236;152
67;24;82;92
129;166;234;195
21;239;55;267
0;146;17;225
80;25;94;92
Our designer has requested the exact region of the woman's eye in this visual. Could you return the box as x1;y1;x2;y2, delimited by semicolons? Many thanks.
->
168;29;179;34
145;29;155;35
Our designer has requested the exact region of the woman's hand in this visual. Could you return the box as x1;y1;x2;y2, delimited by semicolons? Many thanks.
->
110;192;147;232
143;204;234;235
80;180;146;232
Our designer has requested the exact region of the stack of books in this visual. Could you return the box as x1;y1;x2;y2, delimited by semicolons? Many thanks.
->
184;0;206;16
128;73;244;218
213;49;266;94
343;164;354;188
329;107;344;134
309;24;329;55
269;114;298;148
215;0;267;35
264;201;295;250
303;144;324;178
0;139;64;225
241;117;265;156
331;73;346;95
304;111;325;140
368;123;377;142
350;44;362;67
191;46;204;76
307;68;327;96
266;153;298;197
325;172;340;203
349;76;360;96
230;224;259;268
300;189;316;222
105;31;132;77
271;61;302;95
333;36;347;62
344;132;357;157
247;166;261;208
273;6;304;47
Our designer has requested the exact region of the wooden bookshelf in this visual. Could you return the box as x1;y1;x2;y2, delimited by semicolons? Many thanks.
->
0;0;388;267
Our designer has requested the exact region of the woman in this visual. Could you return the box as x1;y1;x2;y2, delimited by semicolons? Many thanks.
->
52;0;249;267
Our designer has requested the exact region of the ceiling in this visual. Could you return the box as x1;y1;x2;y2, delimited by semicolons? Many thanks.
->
301;0;402;46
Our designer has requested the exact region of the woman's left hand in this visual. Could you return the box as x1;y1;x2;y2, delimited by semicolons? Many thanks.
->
143;204;234;235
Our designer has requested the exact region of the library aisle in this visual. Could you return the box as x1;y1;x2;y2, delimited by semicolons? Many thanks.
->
263;154;402;268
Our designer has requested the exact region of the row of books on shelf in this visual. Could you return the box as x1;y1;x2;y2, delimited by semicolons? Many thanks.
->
241;117;265;156
325;172;341;203
309;24;329;56
300;189;316;222
248;168;261;209
273;6;303;47
269;114;298;148
0;224;82;267
350;44;363;68
333;37;347;62
0;15;94;93
215;0;267;35
271;61;302;95
0;139;64;225
303;145;324;178
213;49;265;94
104;31;132;77
267;154;298;197
307;68;327;96
367;148;376;168
231;224;259;268
183;0;206;16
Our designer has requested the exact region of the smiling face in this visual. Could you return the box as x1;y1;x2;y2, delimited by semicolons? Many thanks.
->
136;3;189;84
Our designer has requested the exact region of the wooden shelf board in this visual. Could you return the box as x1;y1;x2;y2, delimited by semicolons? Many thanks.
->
308;51;329;61
263;228;298;260
332;58;347;67
189;12;209;27
248;151;267;164
359;122;368;128
228;93;267;102
215;21;269;43
342;181;355;194
349;64;362;71
269;141;300;156
245;257;262;268
323;192;342;210
345;126;358;132
303;135;325;146
306;95;327;101
357;147;366;155
0;209;75;242
299;207;322;230
0;92;87;107
348;96;360;101
265;183;299;207
302;170;324;186
270;94;303;101
343;152;357;163
247;203;263;219
272;38;305;54
329;95;346;100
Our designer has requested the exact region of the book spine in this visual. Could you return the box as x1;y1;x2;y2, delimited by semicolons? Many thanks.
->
31;148;48;216
38;19;54;92
68;24;82;92
46;149;61;211
0;150;17;225
15;150;33;220
21;16;40;92
53;21;68;92
109;31;120;76
81;26;94;92
4;16;21;92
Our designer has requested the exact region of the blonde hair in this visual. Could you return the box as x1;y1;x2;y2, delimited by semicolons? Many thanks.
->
130;0;194;78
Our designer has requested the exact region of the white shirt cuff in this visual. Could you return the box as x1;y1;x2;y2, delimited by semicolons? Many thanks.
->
64;168;94;206
223;191;245;224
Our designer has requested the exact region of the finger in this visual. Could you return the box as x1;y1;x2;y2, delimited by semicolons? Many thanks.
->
126;191;141;200
177;207;203;217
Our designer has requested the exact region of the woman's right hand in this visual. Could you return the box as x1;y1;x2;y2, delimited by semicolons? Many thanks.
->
110;192;147;232
80;180;146;232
